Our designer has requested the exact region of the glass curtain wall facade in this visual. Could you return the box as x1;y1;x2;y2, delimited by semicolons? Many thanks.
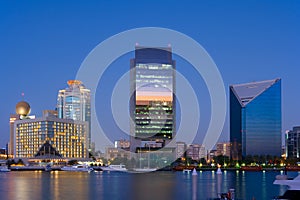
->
57;80;91;150
230;79;281;160
14;116;88;158
130;47;175;148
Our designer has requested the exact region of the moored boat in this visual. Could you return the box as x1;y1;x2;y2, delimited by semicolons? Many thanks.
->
100;164;128;172
0;166;11;172
173;165;196;171
240;166;262;171
132;167;157;173
285;165;300;171
273;174;300;199
61;164;93;172
44;164;52;172
183;169;192;173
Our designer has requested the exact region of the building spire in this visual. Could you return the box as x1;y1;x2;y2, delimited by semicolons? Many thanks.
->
21;92;25;101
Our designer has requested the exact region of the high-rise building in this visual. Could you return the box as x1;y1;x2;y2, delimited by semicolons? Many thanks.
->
230;78;281;160
9;101;33;156
199;145;206;159
186;144;205;161
57;80;91;150
9;114;20;156
175;142;186;159
286;126;300;158
130;46;176;151
216;142;231;157
14;111;88;158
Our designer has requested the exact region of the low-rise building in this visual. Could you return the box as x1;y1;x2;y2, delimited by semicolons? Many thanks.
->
114;140;130;150
105;147;131;160
14;110;88;159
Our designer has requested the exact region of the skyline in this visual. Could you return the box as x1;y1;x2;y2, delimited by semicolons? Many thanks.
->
1;1;300;150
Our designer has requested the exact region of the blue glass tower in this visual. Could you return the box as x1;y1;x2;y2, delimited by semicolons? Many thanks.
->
230;79;281;160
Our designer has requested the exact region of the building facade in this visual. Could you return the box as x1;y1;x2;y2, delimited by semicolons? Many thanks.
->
9;114;20;156
130;46;176;150
105;147;131;160
114;139;130;150
216;142;231;157
286;126;300;158
14;112;88;159
175;142;186;159
230;78;282;160
57;80;91;150
186;144;205;161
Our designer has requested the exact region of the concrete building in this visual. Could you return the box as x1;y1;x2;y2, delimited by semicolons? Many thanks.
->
105;147;131;160
286;126;300;158
175;142;186;159
114;140;130;150
9;101;35;156
14;110;88;159
216;142;231;157
186;144;205;161
9;114;20;156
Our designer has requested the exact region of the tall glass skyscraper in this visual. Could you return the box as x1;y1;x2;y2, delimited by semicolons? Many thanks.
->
57;80;91;150
130;46;175;150
230;78;281;160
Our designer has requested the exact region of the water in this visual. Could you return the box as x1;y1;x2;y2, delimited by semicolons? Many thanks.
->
0;170;298;200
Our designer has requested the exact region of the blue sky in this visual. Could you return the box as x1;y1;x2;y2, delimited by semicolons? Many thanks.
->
0;1;299;150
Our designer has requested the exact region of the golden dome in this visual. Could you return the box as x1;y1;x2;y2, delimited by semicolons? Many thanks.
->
16;101;31;116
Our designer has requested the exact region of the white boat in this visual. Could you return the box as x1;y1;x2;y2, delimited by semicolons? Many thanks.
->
192;168;198;176
183;169;192;173
216;167;222;174
100;164;128;172
44;164;52;172
0;166;11;172
61;164;93;172
132;167;157;173
273;174;300;199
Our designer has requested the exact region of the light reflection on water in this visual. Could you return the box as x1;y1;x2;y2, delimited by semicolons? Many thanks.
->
0;171;297;200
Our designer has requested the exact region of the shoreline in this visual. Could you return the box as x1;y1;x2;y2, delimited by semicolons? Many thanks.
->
5;166;299;172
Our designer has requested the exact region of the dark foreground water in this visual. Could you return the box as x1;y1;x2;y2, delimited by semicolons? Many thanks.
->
0;170;298;200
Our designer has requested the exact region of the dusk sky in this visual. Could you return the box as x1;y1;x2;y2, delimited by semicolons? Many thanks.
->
0;1;299;150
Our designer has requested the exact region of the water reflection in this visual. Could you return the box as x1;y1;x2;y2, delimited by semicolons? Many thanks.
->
192;175;197;200
0;171;299;200
216;172;222;195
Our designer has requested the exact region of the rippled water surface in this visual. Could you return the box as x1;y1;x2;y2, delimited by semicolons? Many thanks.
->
0;170;298;200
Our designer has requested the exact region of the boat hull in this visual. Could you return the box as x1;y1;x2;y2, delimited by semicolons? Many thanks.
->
132;168;157;173
61;165;93;172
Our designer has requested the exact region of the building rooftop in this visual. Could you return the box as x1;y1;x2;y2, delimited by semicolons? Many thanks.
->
230;78;280;106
